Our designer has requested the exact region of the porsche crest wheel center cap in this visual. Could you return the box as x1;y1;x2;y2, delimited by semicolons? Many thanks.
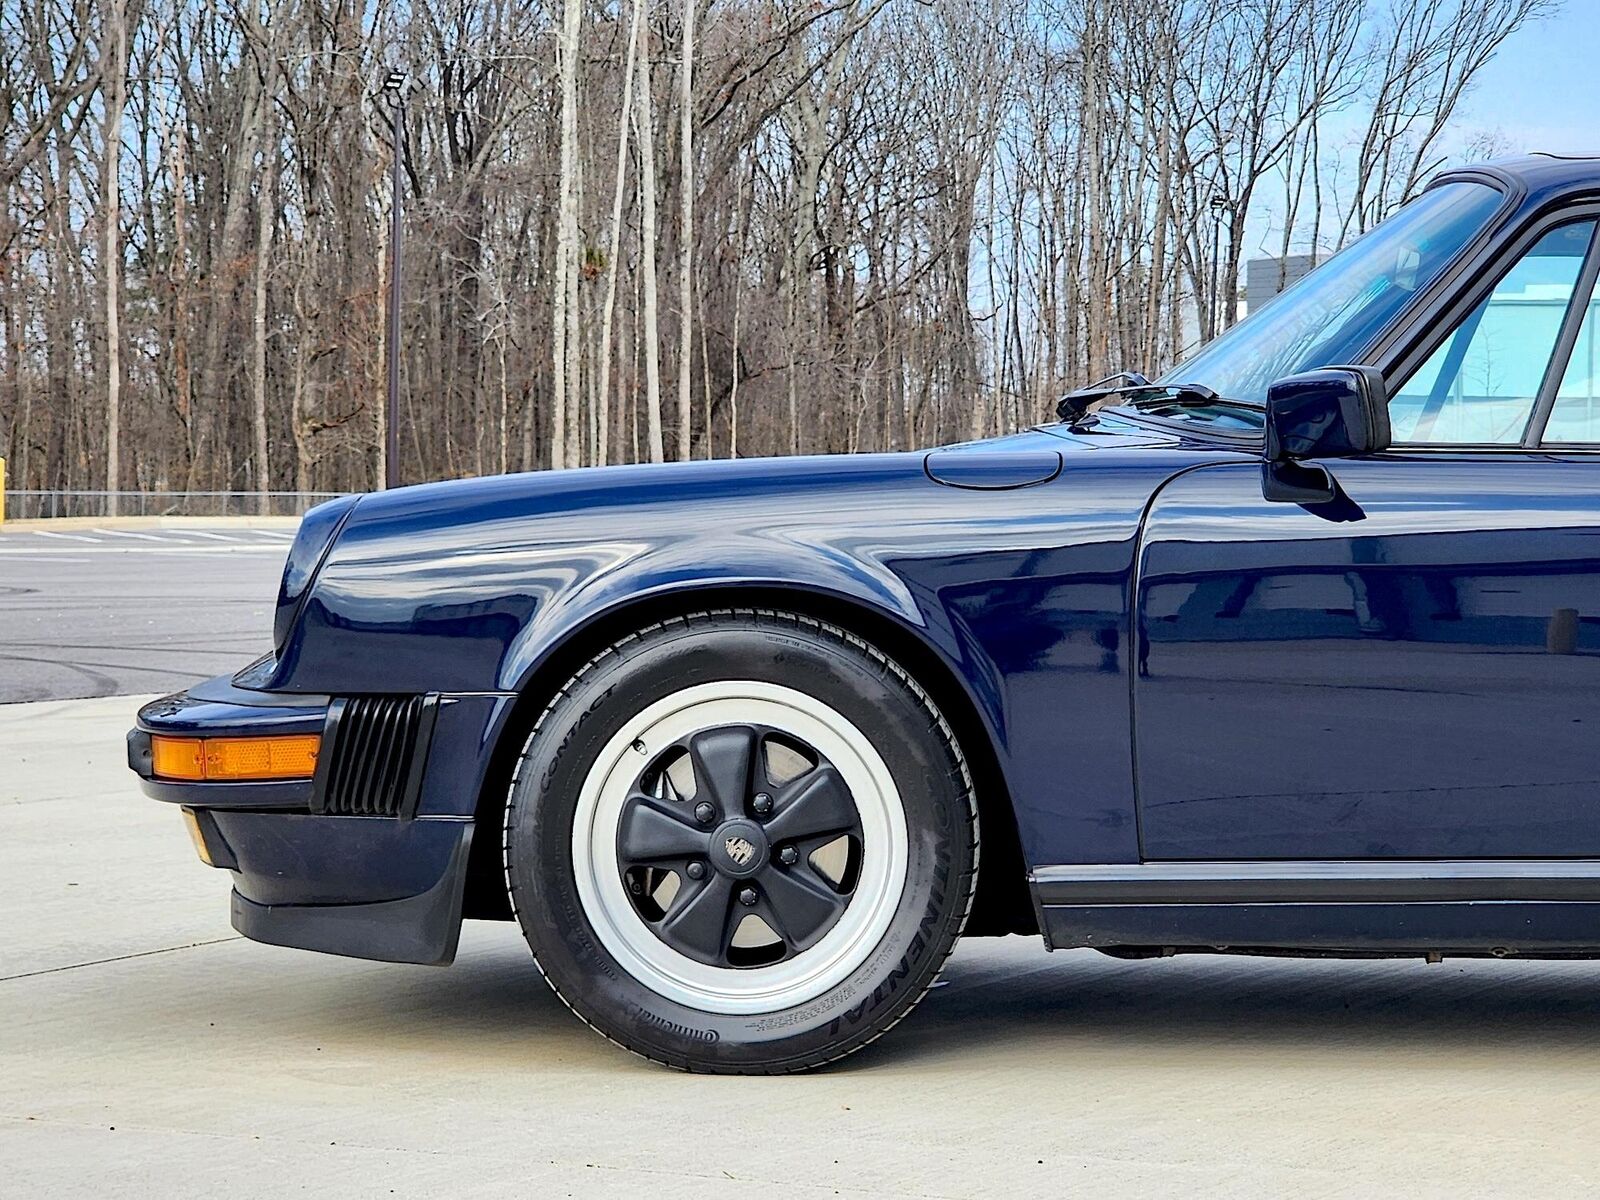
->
711;819;768;878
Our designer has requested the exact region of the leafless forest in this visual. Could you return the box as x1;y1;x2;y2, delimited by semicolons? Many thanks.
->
0;0;1553;505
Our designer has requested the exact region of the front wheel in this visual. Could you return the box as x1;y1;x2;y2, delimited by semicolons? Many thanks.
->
503;610;978;1073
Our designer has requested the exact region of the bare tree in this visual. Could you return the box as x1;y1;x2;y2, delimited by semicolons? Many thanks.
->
636;12;666;463
101;0;128;512
551;0;584;469
1335;0;1551;239
596;0;646;467
675;0;697;460
247;6;281;513
0;0;1557;509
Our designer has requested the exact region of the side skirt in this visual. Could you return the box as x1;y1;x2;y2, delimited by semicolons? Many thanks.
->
1032;861;1600;956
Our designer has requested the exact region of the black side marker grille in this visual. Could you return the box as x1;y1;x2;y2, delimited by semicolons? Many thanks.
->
318;695;433;817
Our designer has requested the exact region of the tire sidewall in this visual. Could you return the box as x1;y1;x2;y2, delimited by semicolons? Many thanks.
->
504;615;973;1070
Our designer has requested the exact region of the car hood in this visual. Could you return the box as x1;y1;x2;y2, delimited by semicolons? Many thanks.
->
343;413;1212;529
261;420;1249;694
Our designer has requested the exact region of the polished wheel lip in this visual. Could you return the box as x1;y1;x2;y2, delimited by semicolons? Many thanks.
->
572;681;908;1016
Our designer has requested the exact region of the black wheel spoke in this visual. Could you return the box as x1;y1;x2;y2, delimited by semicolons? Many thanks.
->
661;873;737;959
764;765;858;844
687;726;759;819
756;864;846;951
617;795;708;865
620;721;861;967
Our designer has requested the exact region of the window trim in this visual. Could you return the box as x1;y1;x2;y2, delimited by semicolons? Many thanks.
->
1362;168;1523;372
1529;225;1600;447
1374;199;1600;453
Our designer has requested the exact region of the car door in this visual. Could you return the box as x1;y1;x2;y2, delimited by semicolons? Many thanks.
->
1133;212;1600;860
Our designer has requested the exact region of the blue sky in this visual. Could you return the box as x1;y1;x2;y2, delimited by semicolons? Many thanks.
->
1456;5;1599;155
1236;7;1599;260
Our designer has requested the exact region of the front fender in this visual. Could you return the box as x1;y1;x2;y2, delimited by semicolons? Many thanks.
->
499;541;932;691
270;452;952;697
261;439;1230;867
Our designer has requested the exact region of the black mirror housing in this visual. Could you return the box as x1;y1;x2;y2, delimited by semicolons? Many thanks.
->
1264;366;1391;463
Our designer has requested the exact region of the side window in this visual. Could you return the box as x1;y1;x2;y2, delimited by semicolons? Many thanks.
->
1543;271;1600;443
1390;220;1596;444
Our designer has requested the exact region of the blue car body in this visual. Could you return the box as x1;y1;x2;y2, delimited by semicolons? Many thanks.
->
132;154;1600;967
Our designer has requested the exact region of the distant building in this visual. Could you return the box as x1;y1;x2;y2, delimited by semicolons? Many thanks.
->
1245;254;1317;313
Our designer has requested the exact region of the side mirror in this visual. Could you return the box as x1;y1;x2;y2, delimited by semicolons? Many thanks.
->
1262;366;1390;504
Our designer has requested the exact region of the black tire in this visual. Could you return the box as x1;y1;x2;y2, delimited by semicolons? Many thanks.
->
502;609;978;1073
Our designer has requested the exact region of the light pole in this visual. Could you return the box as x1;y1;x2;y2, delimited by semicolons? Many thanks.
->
1208;192;1230;338
381;70;406;490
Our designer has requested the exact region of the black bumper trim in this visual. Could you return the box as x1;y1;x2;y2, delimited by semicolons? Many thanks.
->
230;823;473;966
1041;900;1600;954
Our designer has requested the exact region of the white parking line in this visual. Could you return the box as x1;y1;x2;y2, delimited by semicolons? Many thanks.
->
90;528;167;541
0;545;284;556
142;547;284;555
28;530;103;543
170;530;245;542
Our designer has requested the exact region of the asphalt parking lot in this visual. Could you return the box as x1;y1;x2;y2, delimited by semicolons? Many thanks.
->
9;702;1600;1195
0;522;290;702
6;525;1600;1196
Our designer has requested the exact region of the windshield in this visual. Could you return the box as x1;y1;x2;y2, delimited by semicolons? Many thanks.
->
1156;181;1505;411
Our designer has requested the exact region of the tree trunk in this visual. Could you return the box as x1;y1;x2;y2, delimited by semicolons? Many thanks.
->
636;25;665;464
675;0;695;461
596;0;645;469
103;0;127;514
251;116;274;512
552;0;583;470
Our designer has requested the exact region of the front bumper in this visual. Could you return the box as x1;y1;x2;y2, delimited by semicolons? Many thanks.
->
225;815;472;966
131;672;507;966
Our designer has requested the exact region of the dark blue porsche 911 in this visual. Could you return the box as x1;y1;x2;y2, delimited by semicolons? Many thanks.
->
130;154;1600;1072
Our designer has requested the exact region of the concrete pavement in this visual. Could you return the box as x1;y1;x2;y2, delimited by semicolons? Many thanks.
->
6;695;1600;1197
0;524;289;702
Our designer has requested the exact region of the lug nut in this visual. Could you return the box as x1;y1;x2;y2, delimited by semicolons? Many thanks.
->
778;845;798;866
628;879;643;894
685;861;706;880
753;792;773;816
694;801;716;825
738;887;758;907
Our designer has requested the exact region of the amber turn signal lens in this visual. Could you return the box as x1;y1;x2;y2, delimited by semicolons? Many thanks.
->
203;735;321;781
151;734;320;782
151;736;206;781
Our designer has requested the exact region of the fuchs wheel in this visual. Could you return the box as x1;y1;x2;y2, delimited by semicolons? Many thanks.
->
503;610;978;1073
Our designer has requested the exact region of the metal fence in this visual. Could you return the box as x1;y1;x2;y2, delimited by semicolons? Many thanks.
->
2;490;344;520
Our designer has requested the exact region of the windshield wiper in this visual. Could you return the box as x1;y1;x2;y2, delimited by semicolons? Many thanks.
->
1056;371;1151;421
1056;373;1259;423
